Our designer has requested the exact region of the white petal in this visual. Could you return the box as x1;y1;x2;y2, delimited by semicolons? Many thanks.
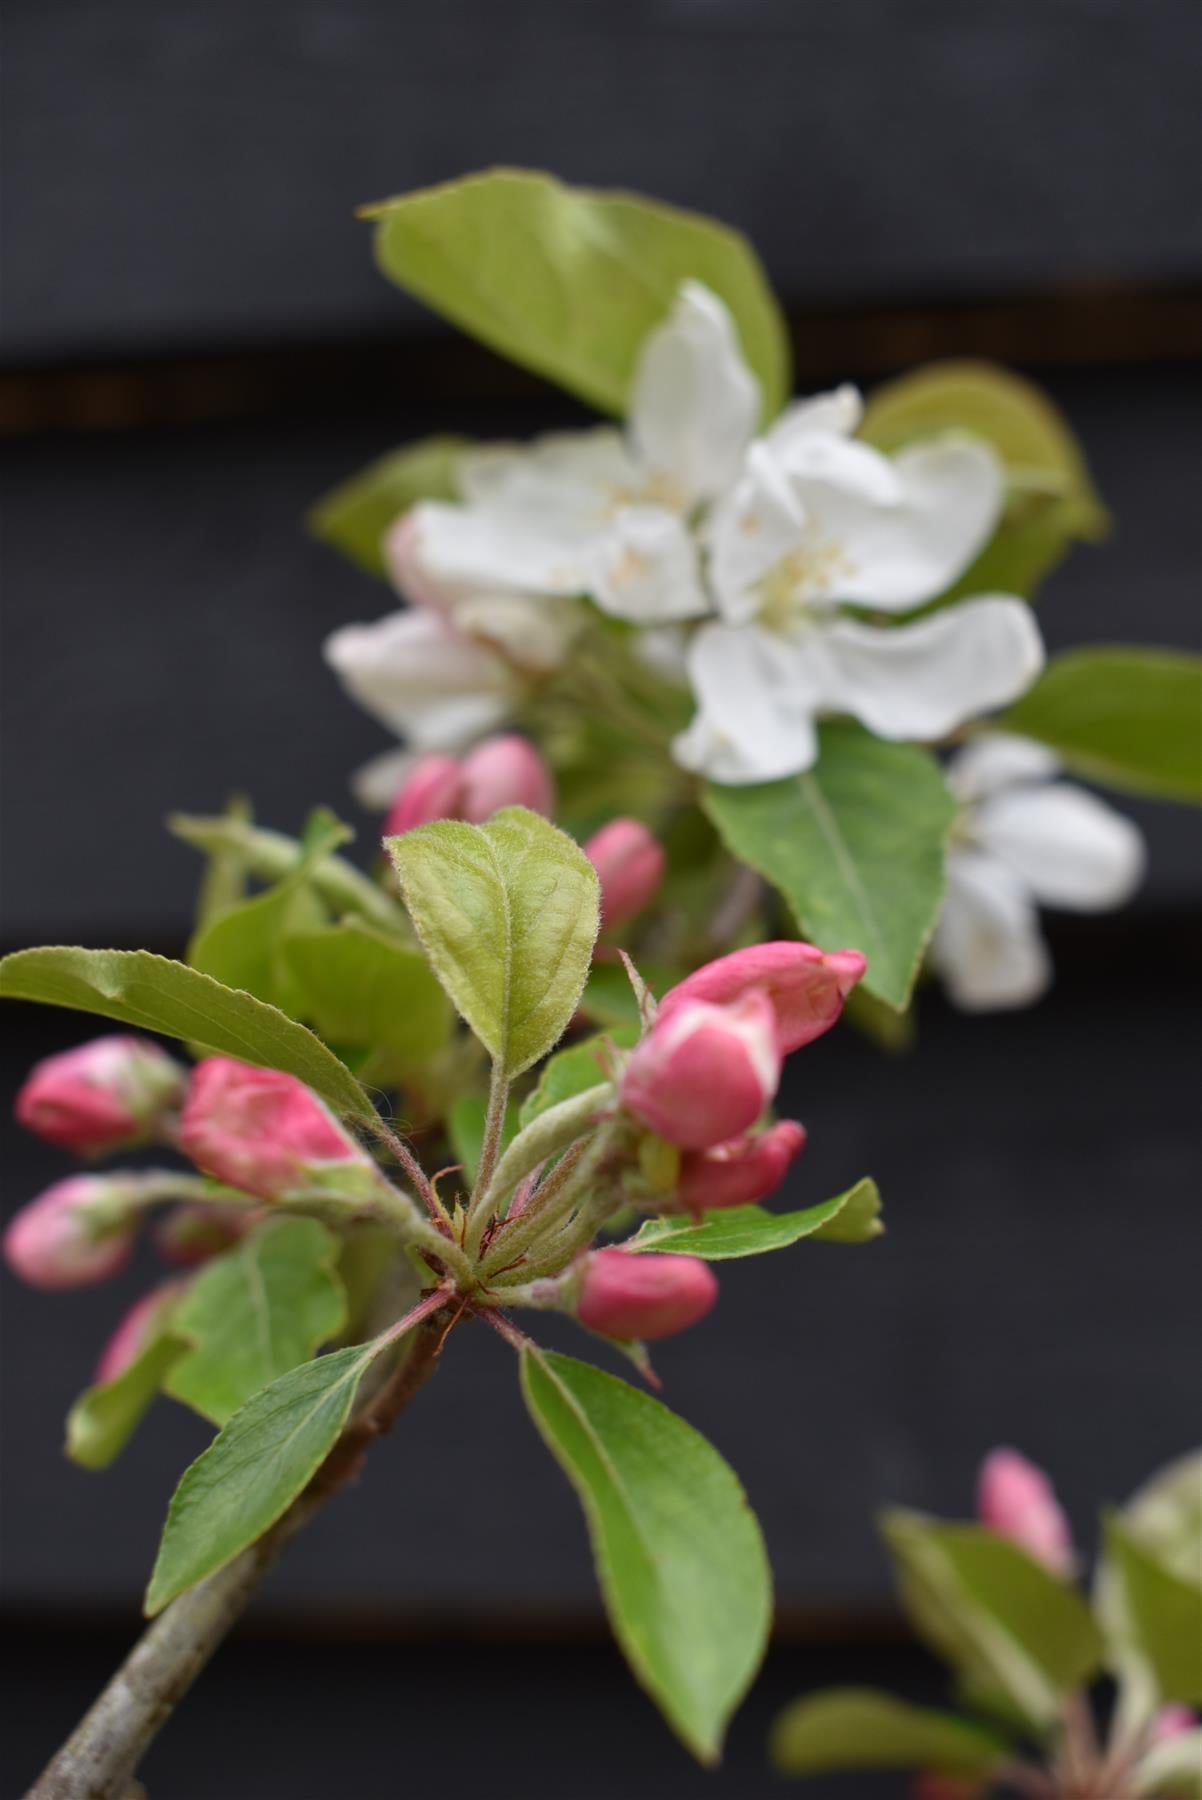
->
406;497;593;598
351;747;419;810
635;624;690;678
975;784;1146;911
630;281;760;504
930;849;1052;1011
816;596;1045;741
945;731;1061;803
765;384;863;454
673;622;820;783
591;505;711;623
706;442;808;620
780;435;1004;611
323;609;514;748
451;592;585;673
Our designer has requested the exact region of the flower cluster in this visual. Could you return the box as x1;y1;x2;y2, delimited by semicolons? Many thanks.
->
325;281;1043;789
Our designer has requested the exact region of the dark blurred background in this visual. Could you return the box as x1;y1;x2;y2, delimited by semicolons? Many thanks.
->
2;3;1200;1794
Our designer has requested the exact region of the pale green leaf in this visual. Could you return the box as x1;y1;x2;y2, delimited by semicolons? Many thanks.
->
145;1339;384;1614
187;872;325;1015
704;725;956;1009
66;1306;185;1472
629;1179;882;1258
170;812;405;933
1134;1729;1202;1797
282;921;453;1061
387;807;600;1077
364;168;790;419
308;435;469;576
520;1347;771;1763
164;1219;347;1427
1001;649;1202;803
881;1511;1105;1729
518;1027;636;1129
194;794;254;928
1104;1518;1202;1705
771;1688;1009;1778
0;947;374;1121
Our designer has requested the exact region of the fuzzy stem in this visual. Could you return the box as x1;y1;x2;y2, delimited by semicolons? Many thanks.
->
476;1135;599;1278
464;1060;510;1259
27;1312;447;1800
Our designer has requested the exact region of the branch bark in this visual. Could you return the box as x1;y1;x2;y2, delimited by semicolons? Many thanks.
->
27;1315;446;1800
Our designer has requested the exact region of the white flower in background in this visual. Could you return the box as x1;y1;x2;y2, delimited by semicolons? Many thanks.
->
397;280;761;624
930;734;1146;1010
674;418;1043;781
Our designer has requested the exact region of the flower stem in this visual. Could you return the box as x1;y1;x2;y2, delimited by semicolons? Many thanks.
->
26;1313;447;1800
464;1060;510;1259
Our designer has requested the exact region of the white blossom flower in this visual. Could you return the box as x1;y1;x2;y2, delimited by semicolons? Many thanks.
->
930;734;1146;1010
324;609;517;757
398;281;762;625
674;427;1044;782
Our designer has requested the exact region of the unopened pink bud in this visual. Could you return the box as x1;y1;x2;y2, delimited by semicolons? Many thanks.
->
621;991;780;1149
586;818;666;931
153;1202;255;1267
1149;1707;1196;1745
3;1176;137;1290
384;754;464;835
458;735;554;821
977;1448;1075;1576
94;1281;183;1384
15;1034;186;1155
577;1248;718;1341
179;1058;372;1203
676;1120;806;1212
658;941;866;1054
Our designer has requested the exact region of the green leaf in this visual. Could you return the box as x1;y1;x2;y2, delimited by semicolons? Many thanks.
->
578;961;679;1031
194;794;254;928
364;168;790;420
446;1090;520;1187
1120;1453;1202;1589
520;1347;771;1763
187;874;325;1016
170;812;405;933
519;1027;637;1130
0;947;374;1122
629;1179;883;1258
861;360;1109;602
282;921;453;1062
1000;648;1202;804
164;1219;347;1427
1104;1518;1202;1705
308;435;469;576
387;807;600;1078
771;1688;1008;1778
881;1511;1105;1728
145;1339;385;1614
704;724;957;1009
66;1304;185;1471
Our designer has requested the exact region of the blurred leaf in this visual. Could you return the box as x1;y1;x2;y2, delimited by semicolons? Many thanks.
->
170;812;404;933
704;724;956;1009
1134;1729;1202;1797
66;1302;185;1471
578;962;678;1031
0;948;374;1121
308;435;469;576
365;168;790;419
164;1219;347;1427
520;1347;771;1763
629;1179;882;1258
282;921;453;1061
194;794;254;929
146;1339;388;1614
387;808;600;1077
881;1511;1105;1729
771;1688;1008;1778
1001;648;1202;803
519;1027;636;1129
1104;1517;1202;1705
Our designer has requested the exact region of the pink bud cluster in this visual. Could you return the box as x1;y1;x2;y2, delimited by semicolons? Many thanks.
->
572;942;864;1345
386;734;553;835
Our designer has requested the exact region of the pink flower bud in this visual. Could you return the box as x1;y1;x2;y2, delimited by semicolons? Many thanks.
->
94;1281;183;1384
621;991;781;1149
1150;1707;1196;1745
658;941;866;1054
15;1034;186;1155
3;1176;137;1290
676;1120;806;1212
179;1058;373;1203
153;1202;255;1266
384;753;464;836
458;734;554;822
977;1448;1075;1576
577;1248;718;1341
586;818;666;931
